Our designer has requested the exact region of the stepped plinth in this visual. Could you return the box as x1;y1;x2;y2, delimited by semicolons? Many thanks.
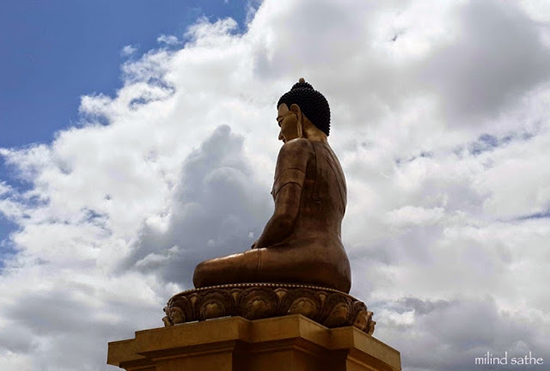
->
108;314;400;371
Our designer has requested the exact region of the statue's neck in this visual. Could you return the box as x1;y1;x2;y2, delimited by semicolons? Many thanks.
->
305;133;328;143
303;120;328;143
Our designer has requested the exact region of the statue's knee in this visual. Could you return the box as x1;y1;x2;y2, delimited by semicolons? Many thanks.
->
193;260;208;288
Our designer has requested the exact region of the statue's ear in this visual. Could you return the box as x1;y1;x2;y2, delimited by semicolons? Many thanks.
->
289;104;304;138
289;103;301;117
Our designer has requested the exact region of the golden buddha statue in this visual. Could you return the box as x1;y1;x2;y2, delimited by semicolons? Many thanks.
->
193;78;352;293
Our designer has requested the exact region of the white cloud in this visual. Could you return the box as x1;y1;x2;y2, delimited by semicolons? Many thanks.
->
0;0;549;370
385;205;445;228
120;44;137;57
418;1;550;124
518;0;550;22
157;34;179;46
376;296;549;371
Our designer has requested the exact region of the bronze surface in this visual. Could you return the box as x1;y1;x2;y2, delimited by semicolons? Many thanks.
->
193;81;352;293
163;283;375;335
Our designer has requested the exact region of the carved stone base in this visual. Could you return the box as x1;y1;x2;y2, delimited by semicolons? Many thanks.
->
163;283;375;335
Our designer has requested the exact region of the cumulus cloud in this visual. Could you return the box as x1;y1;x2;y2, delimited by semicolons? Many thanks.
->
419;0;550;123
121;125;271;286
0;0;549;370
376;296;549;371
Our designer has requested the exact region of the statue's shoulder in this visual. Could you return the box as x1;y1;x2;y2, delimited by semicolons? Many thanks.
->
276;139;312;169
279;138;311;155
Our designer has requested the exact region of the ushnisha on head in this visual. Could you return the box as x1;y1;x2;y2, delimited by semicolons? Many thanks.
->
276;78;331;143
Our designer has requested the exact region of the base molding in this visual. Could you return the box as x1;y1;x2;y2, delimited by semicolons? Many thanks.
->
163;283;375;335
108;315;401;371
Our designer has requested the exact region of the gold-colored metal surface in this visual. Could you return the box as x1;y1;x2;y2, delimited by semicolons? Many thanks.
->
162;283;375;334
193;80;352;293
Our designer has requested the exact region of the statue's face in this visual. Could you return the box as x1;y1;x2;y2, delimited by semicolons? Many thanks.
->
276;103;300;143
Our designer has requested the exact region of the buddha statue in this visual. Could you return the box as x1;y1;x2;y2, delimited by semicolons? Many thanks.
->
193;78;352;293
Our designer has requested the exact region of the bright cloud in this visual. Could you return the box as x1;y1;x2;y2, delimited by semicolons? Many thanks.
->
120;45;137;57
156;34;179;46
1;0;549;370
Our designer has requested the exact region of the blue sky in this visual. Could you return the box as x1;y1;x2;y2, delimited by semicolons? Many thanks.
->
0;1;549;370
0;0;254;255
0;0;249;148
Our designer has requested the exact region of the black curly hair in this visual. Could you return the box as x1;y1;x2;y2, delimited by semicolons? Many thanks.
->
277;78;331;136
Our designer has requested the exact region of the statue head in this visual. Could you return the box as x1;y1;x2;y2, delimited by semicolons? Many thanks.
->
276;78;331;143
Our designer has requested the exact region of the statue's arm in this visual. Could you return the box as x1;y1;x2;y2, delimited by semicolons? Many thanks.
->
253;139;309;249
